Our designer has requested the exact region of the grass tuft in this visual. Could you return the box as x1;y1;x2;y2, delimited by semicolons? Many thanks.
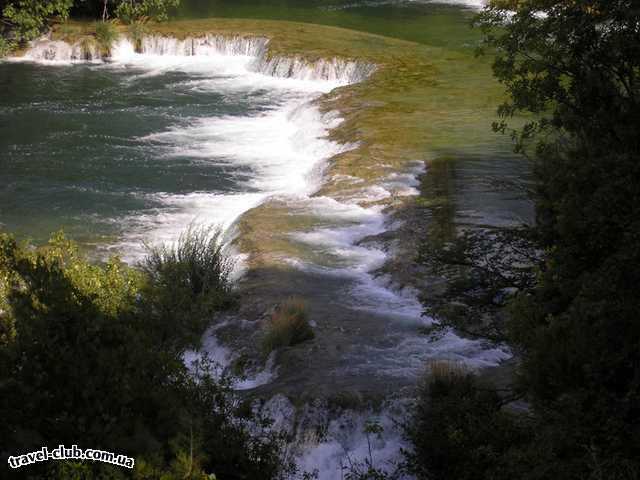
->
262;297;314;355
143;225;234;304
141;225;235;346
95;21;119;57
79;37;97;60
127;18;149;53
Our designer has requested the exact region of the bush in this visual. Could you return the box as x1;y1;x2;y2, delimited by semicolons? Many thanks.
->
0;36;16;57
342;421;398;480
404;362;531;480
477;2;640;477
115;0;180;23
141;225;235;348
0;231;158;472
2;0;74;42
94;20;118;56
0;231;289;479
181;358;295;480
262;297;314;355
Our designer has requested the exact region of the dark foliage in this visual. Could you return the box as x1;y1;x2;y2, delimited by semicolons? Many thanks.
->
409;2;640;480
410;0;640;479
480;1;640;477
0;0;180;53
0;231;288;479
404;364;531;480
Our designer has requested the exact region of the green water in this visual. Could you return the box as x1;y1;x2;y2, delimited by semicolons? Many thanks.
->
0;0;531;256
176;0;532;227
178;0;482;47
0;57;323;253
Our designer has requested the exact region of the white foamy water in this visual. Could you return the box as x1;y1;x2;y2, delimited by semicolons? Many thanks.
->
257;395;410;480
294;409;408;480
17;34;375;85
326;0;485;10
183;325;277;390
51;36;363;261
109;97;348;261
289;160;510;371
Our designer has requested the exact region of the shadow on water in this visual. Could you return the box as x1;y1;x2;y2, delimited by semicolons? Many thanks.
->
425;151;534;234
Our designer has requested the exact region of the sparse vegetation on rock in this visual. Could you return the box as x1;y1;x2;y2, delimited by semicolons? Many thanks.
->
262;297;314;355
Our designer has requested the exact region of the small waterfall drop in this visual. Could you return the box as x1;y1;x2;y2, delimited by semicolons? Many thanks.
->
19;34;376;85
22;37;101;63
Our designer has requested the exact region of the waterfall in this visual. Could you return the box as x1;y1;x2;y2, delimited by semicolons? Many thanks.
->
251;54;376;84
19;34;376;84
140;35;268;57
23;37;101;63
135;34;375;84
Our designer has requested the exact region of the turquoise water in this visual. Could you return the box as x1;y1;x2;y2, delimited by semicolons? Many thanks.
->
0;50;342;254
0;63;250;246
0;0;529;258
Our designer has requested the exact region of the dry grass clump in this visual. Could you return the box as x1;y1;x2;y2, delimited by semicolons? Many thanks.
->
262;297;314;355
427;360;468;381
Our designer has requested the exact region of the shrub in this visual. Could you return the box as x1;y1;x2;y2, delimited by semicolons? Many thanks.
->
0;234;19;350
477;2;640;477
404;362;531;480
262;297;314;354
0;231;289;479
0;37;16;58
141;225;235;348
181;358;295;480
342;421;398;480
2;0;73;42
0;231;155;471
94;20;118;57
115;0;180;23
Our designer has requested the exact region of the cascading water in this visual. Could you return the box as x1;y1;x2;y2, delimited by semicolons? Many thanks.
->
12;34;372;258
18;34;376;85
